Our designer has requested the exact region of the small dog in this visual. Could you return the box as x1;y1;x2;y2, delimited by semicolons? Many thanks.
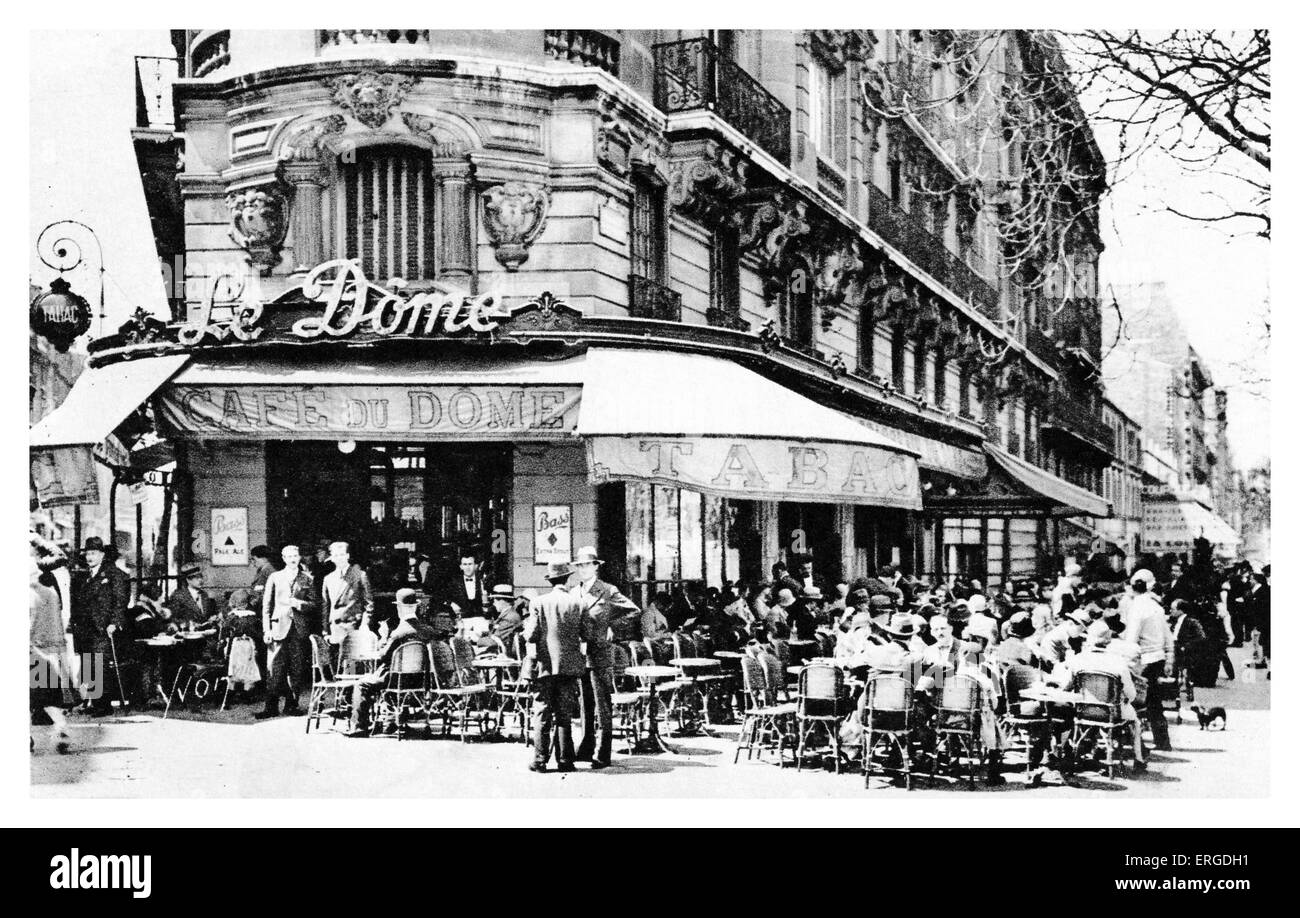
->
1190;704;1227;731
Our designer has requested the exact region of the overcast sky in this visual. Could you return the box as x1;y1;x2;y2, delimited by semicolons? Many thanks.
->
28;29;1270;470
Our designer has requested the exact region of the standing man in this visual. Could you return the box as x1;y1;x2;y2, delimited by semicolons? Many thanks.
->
321;541;374;645
257;545;318;719
567;546;638;766
1124;569;1174;751
1168;599;1207;695
71;537;131;716
248;545;277;607
443;550;488;619
524;561;590;772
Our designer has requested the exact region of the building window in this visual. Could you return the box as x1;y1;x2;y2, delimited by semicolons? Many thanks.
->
891;326;907;389
858;308;875;376
958;366;971;416
808;55;848;168
913;341;928;397
934;351;948;407
782;267;815;348
631;176;666;283
334;145;434;281
711;224;741;317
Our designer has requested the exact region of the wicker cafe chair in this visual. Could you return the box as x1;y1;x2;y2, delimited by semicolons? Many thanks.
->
861;674;916;790
429;640;491;741
796;663;844;772
610;643;644;754
670;633;709;733
733;654;796;765
337;627;378;676
370;640;432;740
931;673;985;788
689;632;733;723
769;638;795;698
999;663;1051;777
306;633;365;733
1067;670;1130;779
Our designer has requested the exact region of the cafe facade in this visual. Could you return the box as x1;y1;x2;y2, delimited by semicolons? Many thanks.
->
30;30;1112;601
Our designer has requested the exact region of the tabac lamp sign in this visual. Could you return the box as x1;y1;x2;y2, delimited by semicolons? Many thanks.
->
30;277;92;352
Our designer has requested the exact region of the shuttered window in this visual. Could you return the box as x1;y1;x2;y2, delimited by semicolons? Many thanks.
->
631;178;665;282
334;146;433;280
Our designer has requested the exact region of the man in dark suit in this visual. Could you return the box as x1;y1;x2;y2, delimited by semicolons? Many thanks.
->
71;537;132;715
321;541;374;644
1168;599;1207;697
164;564;215;628
524;561;590;773
438;550;489;619
344;589;439;735
256;544;319;718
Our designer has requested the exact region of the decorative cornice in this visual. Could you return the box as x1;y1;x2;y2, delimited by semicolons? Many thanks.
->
327;71;416;130
668;144;749;226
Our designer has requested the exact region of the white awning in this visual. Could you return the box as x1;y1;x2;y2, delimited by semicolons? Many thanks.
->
29;354;189;449
1144;498;1240;552
579;348;922;509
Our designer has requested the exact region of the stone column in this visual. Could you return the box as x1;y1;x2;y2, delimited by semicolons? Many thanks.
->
432;158;474;284
282;160;326;271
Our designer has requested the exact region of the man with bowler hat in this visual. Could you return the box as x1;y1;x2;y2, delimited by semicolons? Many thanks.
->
71;536;131;715
523;561;590;772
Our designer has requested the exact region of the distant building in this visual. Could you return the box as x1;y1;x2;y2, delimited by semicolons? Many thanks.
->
1099;396;1141;560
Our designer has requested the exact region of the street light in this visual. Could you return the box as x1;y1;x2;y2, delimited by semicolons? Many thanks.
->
32;220;106;349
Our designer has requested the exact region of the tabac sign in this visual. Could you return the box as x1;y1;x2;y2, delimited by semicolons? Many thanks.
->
587;437;922;510
176;260;524;346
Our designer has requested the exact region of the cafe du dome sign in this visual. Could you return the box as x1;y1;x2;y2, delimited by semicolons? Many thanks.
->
177;259;524;346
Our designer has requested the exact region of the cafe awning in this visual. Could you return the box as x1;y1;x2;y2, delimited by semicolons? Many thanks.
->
923;443;1111;519
1143;497;1240;553
578;348;923;509
29;354;189;449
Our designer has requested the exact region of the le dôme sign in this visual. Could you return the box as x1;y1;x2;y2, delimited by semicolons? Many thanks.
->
178;259;507;345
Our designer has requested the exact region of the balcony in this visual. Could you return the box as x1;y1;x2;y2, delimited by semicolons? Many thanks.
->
319;30;431;49
544;30;620;76
1053;297;1103;367
628;274;682;322
867;185;1000;319
653;36;791;166
1042;395;1115;458
189;30;230;78
706;307;750;332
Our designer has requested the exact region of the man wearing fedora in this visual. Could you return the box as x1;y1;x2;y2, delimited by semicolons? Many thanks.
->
568;546;636;767
480;584;524;652
71;536;132;715
257;544;319;719
165;563;215;628
524;561;590;772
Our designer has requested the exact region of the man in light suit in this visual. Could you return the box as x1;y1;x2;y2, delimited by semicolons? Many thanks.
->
568;546;638;766
257;544;319;718
321;541;374;644
524;561;590;773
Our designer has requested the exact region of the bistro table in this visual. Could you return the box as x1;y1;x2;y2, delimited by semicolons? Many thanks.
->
668;657;722;736
1017;684;1085;772
136;631;217;716
623;664;681;754
472;656;522;740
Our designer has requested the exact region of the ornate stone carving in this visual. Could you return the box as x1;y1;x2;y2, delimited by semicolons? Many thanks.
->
668;148;748;226
226;186;288;276
281;114;347;162
117;307;170;346
507;291;582;332
812;236;866;310
328;72;415;130
400;112;469;158
740;193;811;298
809;30;875;63
481;182;549;271
595;99;632;177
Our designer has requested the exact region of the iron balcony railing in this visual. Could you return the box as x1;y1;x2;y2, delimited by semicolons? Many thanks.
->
653;36;792;166
628;274;682;322
1042;394;1115;456
867;185;1001;319
319;30;431;48
544;30;620;76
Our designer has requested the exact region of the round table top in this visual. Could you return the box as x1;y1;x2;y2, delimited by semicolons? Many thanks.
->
473;657;521;669
135;637;179;647
788;639;819;647
713;650;745;659
671;657;720;669
1020;685;1083;703
180;631;215;640
624;665;680;679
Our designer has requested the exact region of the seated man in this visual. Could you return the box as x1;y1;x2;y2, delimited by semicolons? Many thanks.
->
481;585;524;652
996;612;1038;666
345;589;439;736
641;592;673;641
952;615;1009;785
1053;620;1144;769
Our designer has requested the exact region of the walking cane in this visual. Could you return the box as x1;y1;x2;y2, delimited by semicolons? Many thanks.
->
107;631;129;710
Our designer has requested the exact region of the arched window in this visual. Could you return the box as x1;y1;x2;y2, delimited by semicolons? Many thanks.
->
333;145;434;280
